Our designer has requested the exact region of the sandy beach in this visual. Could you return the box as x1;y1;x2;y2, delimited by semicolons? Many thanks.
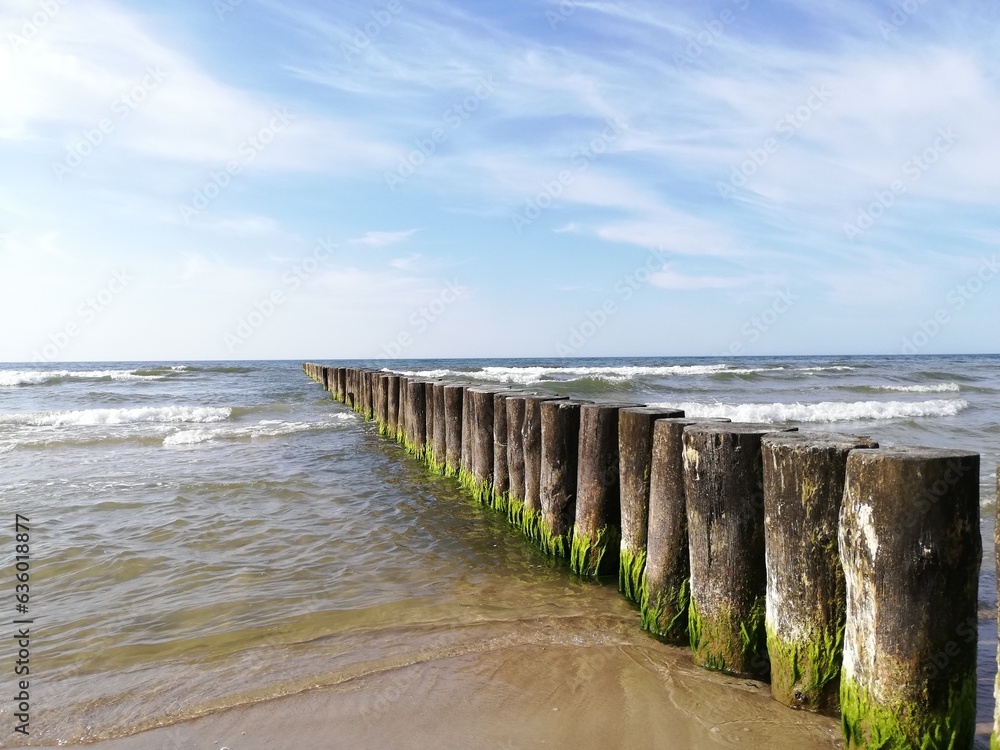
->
48;641;845;750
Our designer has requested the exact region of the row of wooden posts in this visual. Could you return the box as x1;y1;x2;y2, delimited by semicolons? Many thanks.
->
303;362;988;750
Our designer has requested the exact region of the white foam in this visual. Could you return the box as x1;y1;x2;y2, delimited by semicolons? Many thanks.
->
0;406;232;427
0;369;165;387
796;366;856;372
162;413;356;447
387;364;792;384
648;399;968;423
871;383;960;393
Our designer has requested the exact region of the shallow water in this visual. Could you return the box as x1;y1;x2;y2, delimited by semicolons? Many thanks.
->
1;356;997;746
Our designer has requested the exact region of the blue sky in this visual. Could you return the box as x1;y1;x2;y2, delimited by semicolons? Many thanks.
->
1;0;998;361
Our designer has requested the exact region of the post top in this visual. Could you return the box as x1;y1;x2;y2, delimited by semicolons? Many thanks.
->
761;431;878;450
684;423;798;435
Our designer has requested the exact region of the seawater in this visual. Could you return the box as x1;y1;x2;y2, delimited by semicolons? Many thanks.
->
0;355;997;746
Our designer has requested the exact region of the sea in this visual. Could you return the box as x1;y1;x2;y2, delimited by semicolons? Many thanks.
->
1;354;997;747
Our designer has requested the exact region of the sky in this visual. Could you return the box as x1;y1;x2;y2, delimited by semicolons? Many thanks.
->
1;0;998;362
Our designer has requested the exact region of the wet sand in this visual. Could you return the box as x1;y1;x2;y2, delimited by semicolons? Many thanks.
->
50;642;844;750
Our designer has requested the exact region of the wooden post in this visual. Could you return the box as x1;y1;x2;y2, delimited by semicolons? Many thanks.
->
397;376;409;445
428;383;447;474
520;394;569;541
618;406;684;603
443;385;464;478
642;417;730;640
404;380;427;457
387;375;401;439
683;422;792;678
571;403;636;577
538;399;588;557
463;388;499;503
839;447;980;749
491;392;518;513
761;431;877;712
375;375;390;435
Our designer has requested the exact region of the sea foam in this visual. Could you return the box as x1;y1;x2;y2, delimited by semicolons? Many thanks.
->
0;406;232;427
647;398;968;423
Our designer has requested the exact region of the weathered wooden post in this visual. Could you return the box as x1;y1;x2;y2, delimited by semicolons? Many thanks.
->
404;380;427;457
424;381;436;466
365;371;376;420
684;422;791;678
839;447;980;748
375;374;390;434
386;375;401;439
460;385;474;479
539;399;588;557
396;376;409;444
428;383;447;474
491;392;516;513
618;407;684;603
571;403;634;577
760;431;877;712
642;417;730;639
443;384;464;478
521;394;568;541
463;388;499;503
337;368;345;404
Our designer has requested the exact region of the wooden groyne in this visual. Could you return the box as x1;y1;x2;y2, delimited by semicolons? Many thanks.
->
302;363;986;749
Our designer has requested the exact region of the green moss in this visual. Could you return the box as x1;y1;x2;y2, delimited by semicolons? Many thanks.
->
444;461;459;479
840;673;976;750
537;519;569;558
766;621;844;711
641;578;689;640
688;596;767;676
570;528;613;577
619;547;646;604
457;470;492;505
520;506;543;543
991;733;998;750
424;450;446;476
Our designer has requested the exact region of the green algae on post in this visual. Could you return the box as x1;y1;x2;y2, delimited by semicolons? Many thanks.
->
761;431;877;712
839;447;980;749
618;546;646;605
683;423;791;678
643;418;729;640
573;403;636;578
539;400;586;559
617;407;683;603
443;384;464;478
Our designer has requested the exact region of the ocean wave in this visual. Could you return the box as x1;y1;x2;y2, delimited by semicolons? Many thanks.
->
647;398;968;423
387;364;794;384
0;406;232;427
0;369;167;387
869;383;961;393
163;414;356;446
795;366;856;372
